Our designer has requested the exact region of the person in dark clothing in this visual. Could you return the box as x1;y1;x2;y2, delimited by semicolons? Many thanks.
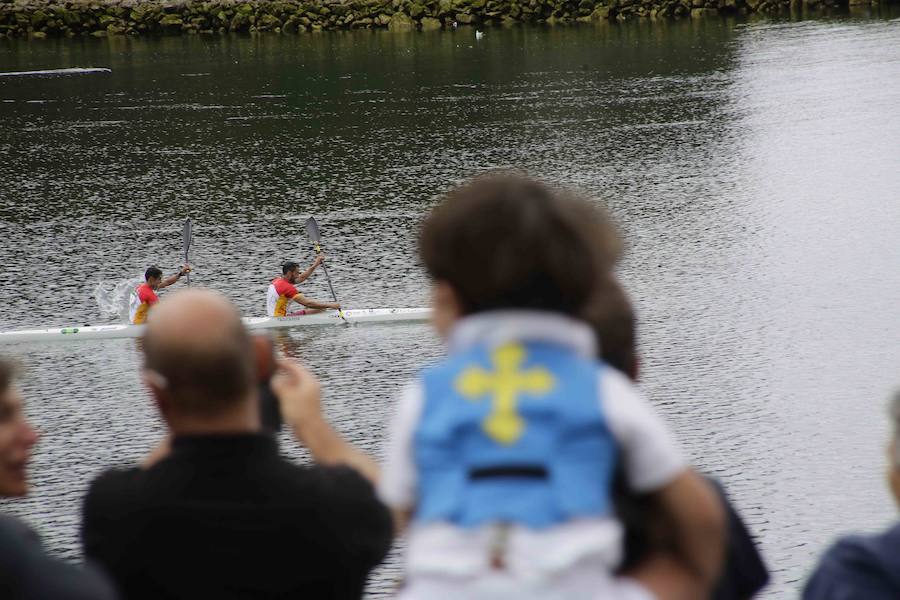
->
82;289;391;600
0;357;117;600
0;514;118;600
585;279;770;600
802;389;900;599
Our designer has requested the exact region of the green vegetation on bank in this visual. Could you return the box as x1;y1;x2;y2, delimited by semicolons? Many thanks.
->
0;0;890;38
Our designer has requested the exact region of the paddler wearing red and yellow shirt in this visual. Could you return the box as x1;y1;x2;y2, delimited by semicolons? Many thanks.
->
129;265;191;325
266;258;340;317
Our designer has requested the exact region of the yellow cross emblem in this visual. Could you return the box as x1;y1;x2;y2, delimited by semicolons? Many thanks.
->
454;343;555;445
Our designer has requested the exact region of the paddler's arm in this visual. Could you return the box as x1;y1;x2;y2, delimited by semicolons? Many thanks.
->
291;294;340;311
272;359;379;485
158;265;191;290
295;255;325;283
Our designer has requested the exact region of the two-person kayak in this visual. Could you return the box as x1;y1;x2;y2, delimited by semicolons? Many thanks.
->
0;308;432;344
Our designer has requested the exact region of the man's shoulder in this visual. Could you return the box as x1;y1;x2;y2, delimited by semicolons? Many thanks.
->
272;278;297;295
84;467;148;514
278;462;382;503
90;465;144;486
88;456;374;499
136;284;156;301
804;523;900;599
825;523;900;569
237;459;392;544
0;514;40;563
271;461;391;526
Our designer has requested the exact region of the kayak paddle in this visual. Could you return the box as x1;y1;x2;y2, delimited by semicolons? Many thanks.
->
182;218;192;286
304;217;349;324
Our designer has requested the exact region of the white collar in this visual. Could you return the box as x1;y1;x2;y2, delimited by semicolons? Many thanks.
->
447;310;597;359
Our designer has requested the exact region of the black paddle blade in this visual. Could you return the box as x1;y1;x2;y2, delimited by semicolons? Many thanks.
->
182;218;192;251
304;217;321;243
182;218;193;286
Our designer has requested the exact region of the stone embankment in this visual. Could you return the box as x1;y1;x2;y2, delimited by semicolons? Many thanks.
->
0;0;889;38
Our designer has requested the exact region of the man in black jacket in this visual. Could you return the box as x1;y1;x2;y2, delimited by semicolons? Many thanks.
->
82;289;392;600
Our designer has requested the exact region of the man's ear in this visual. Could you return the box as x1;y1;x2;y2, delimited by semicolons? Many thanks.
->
142;370;172;422
251;334;276;383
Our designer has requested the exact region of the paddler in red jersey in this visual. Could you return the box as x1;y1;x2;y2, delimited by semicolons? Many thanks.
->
267;259;340;317
129;265;191;325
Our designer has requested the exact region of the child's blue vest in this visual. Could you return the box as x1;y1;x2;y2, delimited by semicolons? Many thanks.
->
413;340;617;529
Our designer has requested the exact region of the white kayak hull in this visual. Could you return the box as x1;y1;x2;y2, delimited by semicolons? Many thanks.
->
0;308;432;344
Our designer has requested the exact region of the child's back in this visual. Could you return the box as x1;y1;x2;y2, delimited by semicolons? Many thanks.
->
417;328;617;529
379;174;724;599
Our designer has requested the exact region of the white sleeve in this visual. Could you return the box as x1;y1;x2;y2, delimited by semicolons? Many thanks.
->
377;381;424;511
601;369;687;493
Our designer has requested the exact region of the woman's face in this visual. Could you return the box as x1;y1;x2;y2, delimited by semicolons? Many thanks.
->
0;385;39;497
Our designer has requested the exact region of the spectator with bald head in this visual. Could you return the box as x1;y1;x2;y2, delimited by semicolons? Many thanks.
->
81;289;392;600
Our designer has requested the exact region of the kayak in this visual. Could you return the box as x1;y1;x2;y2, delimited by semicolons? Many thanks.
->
0;308;432;344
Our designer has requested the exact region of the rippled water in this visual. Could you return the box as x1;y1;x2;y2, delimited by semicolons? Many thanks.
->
2;13;900;598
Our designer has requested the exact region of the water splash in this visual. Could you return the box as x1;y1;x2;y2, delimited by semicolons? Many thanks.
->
93;276;142;322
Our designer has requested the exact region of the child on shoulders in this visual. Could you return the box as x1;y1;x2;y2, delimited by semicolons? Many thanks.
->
379;174;724;600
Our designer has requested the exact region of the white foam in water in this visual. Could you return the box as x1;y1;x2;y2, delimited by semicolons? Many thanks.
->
93;276;142;322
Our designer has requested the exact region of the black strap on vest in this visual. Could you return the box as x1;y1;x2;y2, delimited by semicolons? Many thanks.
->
469;465;548;480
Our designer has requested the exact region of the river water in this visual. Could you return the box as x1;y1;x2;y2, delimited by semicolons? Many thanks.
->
2;12;900;598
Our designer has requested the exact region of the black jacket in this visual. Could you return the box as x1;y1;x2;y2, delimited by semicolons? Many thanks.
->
82;434;392;600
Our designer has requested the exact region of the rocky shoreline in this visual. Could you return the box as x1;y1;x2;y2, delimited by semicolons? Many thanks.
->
0;0;892;38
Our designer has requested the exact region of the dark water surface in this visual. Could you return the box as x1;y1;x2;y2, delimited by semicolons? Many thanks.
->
2;14;900;598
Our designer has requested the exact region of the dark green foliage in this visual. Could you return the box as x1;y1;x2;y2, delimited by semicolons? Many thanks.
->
0;0;867;38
